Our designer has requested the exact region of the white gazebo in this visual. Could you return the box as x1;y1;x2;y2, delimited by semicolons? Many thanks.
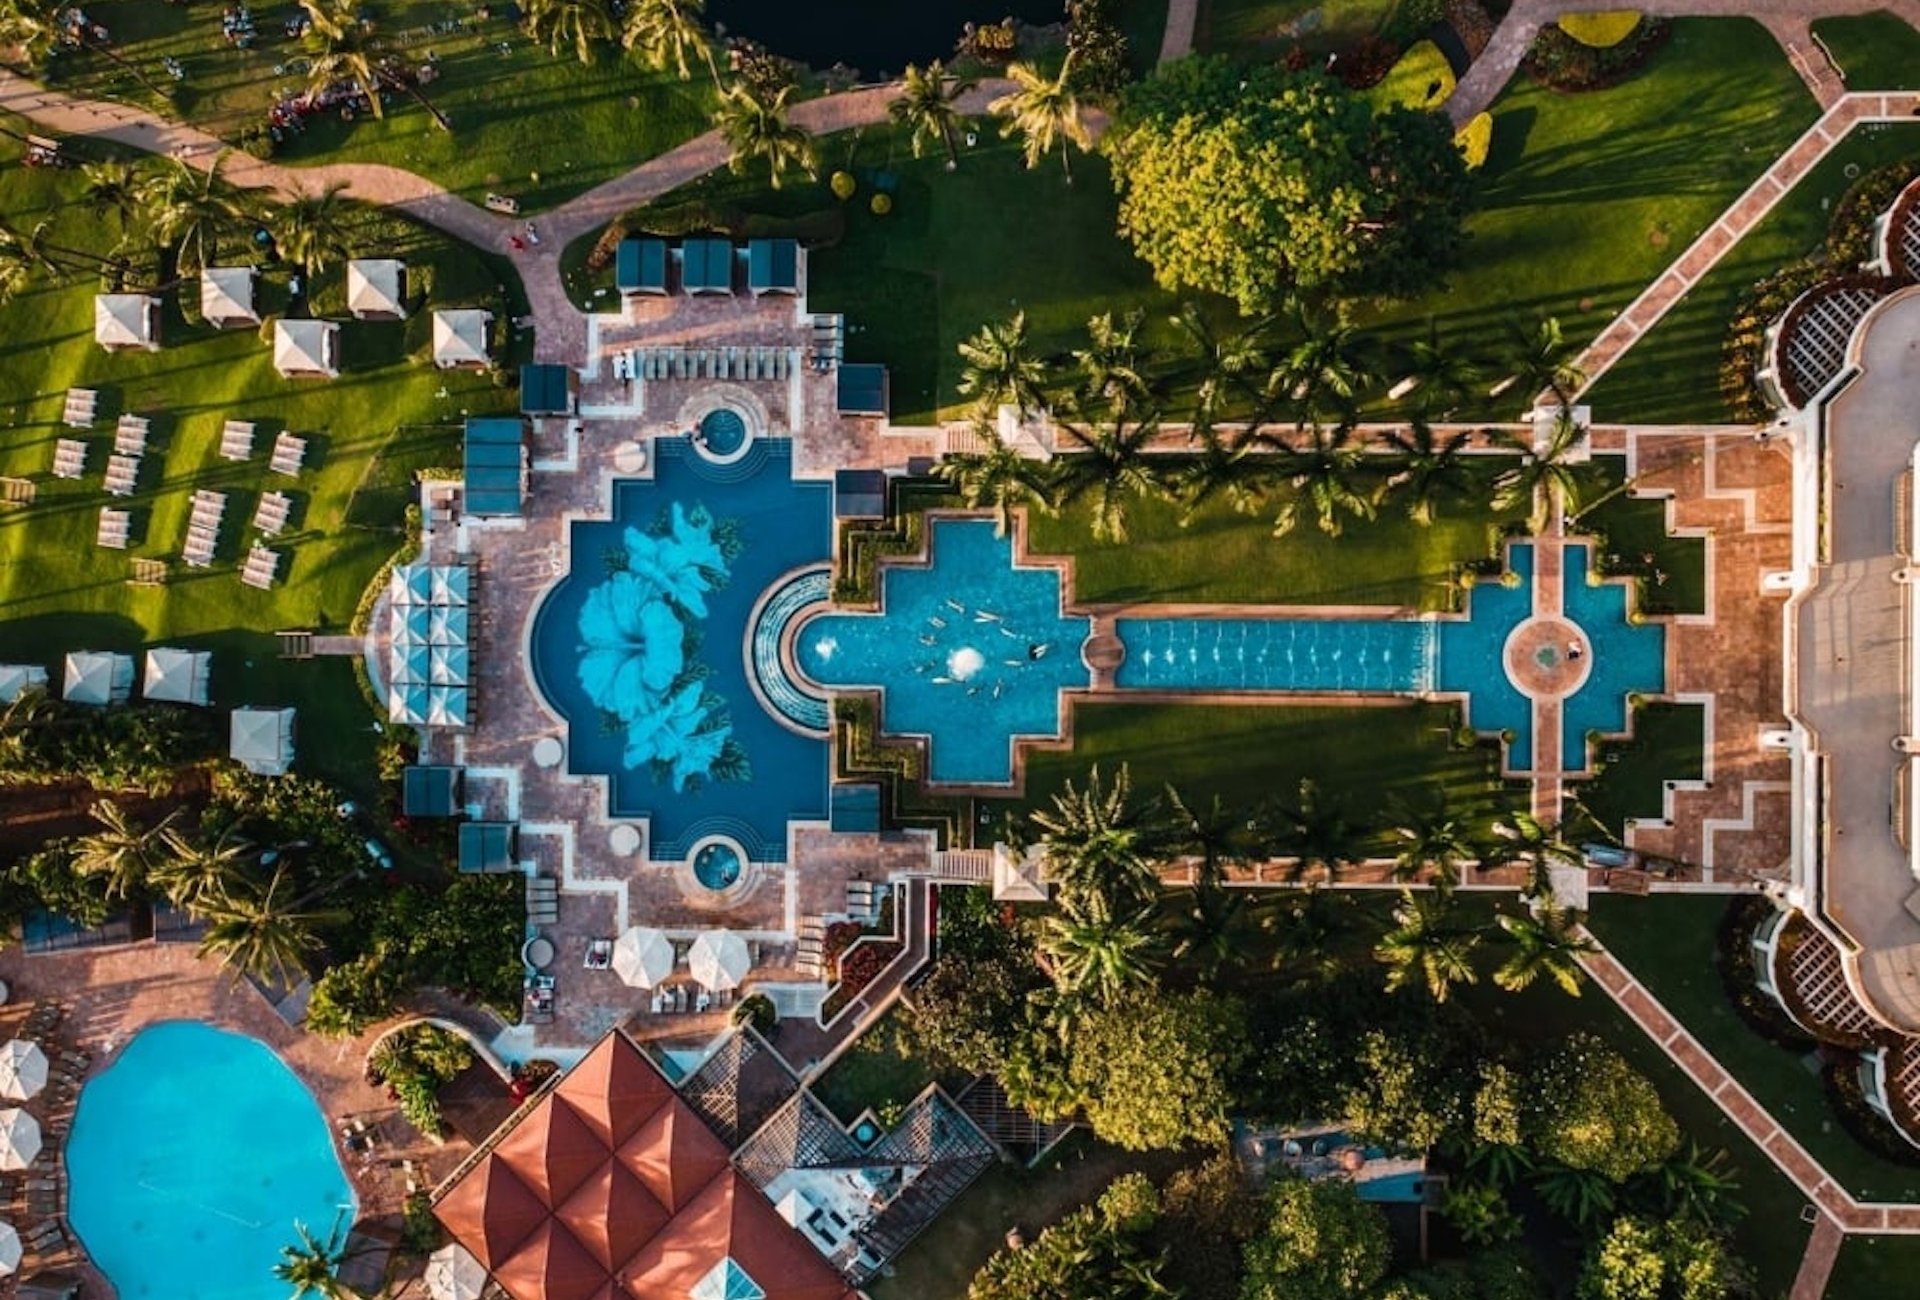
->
0;665;48;703
200;266;259;328
62;650;134;706
423;1243;488;1300
688;930;749;992
432;309;492;370
94;293;159;352
0;1219;19;1277
230;706;295;775
992;841;1051;902
273;319;341;379
346;258;406;320
611;926;674;989
0;1042;46;1103
143;647;212;706
0;1109;41;1171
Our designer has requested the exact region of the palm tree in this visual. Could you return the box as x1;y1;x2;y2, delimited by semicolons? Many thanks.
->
72;800;176;902
621;0;718;84
1170;302;1270;442
153;823;255;911
80;160;144;236
1492;410;1588;533
302;0;453;132
1170;422;1276;524
1262;886;1355;980
1493;902;1598;996
1071;309;1154;417
989;56;1092;182
1382;418;1473;526
1376;888;1480;1004
195;864;340;986
275;181;357;280
1163;881;1251;983
524;0;614;65
1269;309;1376;429
956;311;1048;420
1532;1162;1615;1231
274;1214;357;1299
1632;1142;1745;1228
0;216;122;278
0;0;168;96
1029;764;1161;921
1161;786;1247;887
1272;424;1379;538
1047;400;1166;544
713;81;816;190
1258;779;1361;882
889;61;976;170
1386;786;1479;893
1038;902;1161;1004
1486;809;1584;901
933;432;1051;538
1393;317;1480;417
140;152;251;277
1492;314;1586;411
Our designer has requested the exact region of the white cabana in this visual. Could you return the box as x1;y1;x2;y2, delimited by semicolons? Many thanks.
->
423;1243;488;1300
63;651;133;706
429;646;466;686
273;319;341;379
200;266;258;328
143;647;212;706
0;665;48;703
230;706;295;776
688;929;749;992
992;841;1051;902
611;926;674;989
432;309;492;369
346;259;406;320
0;1109;41;1171
0;1042;46;1102
429;606;469;646
391;645;430;687
0;1219;19;1277
94;293;159;352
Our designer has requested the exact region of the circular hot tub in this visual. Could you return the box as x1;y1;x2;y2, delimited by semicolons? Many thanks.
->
695;407;752;463
691;836;745;891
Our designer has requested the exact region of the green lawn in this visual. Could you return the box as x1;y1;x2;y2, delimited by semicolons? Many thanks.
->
1574;701;1706;837
1199;0;1408;57
810;1008;958;1125
1830;1235;1920;1300
1584;124;1920;423
39;0;716;211
1585;895;1920;1204
1813;12;1920;90
0;134;523;795
1576;455;1708;617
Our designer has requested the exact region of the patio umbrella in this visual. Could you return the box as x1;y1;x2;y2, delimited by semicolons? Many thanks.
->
424;1242;488;1300
0;1109;41;1171
688;930;749;992
0;1220;19;1276
611;927;673;989
0;1042;46;1102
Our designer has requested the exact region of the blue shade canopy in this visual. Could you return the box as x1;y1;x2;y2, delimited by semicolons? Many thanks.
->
681;239;735;294
402;765;460;817
691;1257;765;1300
389;684;428;725
746;239;798;294
465;417;526;513
616;237;669;294
836;364;888;417
518;364;572;415
457;822;516;873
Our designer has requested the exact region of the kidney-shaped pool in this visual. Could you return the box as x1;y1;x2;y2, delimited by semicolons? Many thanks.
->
67;1021;356;1299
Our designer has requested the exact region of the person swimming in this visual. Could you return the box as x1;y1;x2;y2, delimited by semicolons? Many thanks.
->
975;610;1001;623
944;598;966;613
929;615;947;628
918;634;937;646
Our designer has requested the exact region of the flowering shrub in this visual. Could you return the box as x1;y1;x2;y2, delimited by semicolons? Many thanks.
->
837;940;903;1001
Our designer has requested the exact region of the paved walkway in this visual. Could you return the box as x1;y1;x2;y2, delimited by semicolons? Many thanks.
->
1158;0;1201;62
1791;1212;1846;1300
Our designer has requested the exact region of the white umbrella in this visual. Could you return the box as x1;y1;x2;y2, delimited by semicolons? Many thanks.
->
611;927;674;989
688;930;750;992
0;1109;41;1171
0;1042;47;1101
424;1242;488;1300
0;1220;19;1277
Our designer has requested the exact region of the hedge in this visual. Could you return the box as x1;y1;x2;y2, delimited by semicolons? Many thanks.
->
1455;112;1494;169
1369;40;1456;112
1557;11;1644;49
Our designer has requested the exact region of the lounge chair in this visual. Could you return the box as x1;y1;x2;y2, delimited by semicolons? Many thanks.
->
269;432;307;477
114;414;149;456
219;420;255;461
104;454;140;497
253;490;291;537
241;543;281;590
61;388;98;428
96;508;130;550
50;439;86;480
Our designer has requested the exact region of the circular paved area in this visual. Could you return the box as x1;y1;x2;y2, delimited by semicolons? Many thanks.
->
1504;616;1592;699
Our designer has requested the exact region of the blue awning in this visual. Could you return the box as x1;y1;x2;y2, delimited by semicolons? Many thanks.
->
837;364;889;417
519;363;572;415
617;238;669;294
458;822;518;873
834;469;886;518
681;239;734;294
464;417;525;515
747;239;799;295
403;765;461;817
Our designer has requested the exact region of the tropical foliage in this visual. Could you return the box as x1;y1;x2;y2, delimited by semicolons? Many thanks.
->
1528;1034;1682;1182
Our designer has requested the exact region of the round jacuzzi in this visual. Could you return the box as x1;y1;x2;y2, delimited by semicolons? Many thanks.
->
691;837;745;891
696;407;750;460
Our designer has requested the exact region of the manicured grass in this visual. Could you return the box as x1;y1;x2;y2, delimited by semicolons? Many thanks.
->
1575;455;1707;617
1813;12;1920;91
1199;0;1406;56
39;0;716;210
1586;895;1920;1203
1584;123;1920;423
1575;701;1706;837
0;133;523;796
810;1008;958;1126
1829;1235;1920;1300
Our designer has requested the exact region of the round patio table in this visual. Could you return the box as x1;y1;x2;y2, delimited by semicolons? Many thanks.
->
612;441;648;475
523;936;555;970
609;824;642;856
532;737;563;769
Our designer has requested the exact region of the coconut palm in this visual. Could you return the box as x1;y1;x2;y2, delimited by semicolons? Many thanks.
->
195;864;340;986
889;61;976;170
1485;809;1584;900
1269;309;1377;429
1161;786;1248;887
1029;764;1161;921
140;151;251;277
0;0;168;96
1163;881;1252;982
933;432;1051;538
154;823;255;911
1493;902;1598;996
1170;422;1276;524
524;0;614;65
1492;314;1586;411
1258;778;1362;883
302;0;452;132
274;1214;357;1299
989;55;1092;182
0;215;123;278
80;160;144;236
1394;317;1480;416
1532;1162;1615;1231
1047;399;1166;544
72;799;176;902
1382;417;1474;526
1632;1141;1745;1228
956;311;1048;419
621;0;718;84
1037;902;1161;1004
1272;424;1379;538
1071;309;1154;417
1376;888;1481;1004
1170;302;1270;443
275;181;357;280
1492;410;1588;532
1262;886;1355;979
1386;787;1479;893
714;81;816;190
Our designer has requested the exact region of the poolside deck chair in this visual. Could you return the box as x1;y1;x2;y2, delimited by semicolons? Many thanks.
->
0;476;34;506
50;439;86;480
96;507;129;550
219;420;255;461
182;490;226;567
253;490;291;537
241;543;281;589
269;432;307;477
61;388;97;428
103;454;140;497
113;414;149;456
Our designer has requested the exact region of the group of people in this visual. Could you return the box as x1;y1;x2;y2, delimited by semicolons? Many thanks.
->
220;3;255;47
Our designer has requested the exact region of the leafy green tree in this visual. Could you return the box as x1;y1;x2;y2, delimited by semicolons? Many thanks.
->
1486;808;1585;900
1072;308;1156;416
0;0;168;96
80;160;144;237
302;0;454;131
1494;902;1598;996
1529;1035;1681;1182
1170;301;1270;437
1628;1142;1746;1230
1067;986;1249;1151
1269;309;1378;429
1383;418;1474;526
713;81;816;189
1240;1178;1391;1300
195;865;341;986
908;949;1046;1073
304;952;405;1037
1030;764;1162;918
1535;1161;1619;1231
1443;1181;1523;1245
956;311;1049;418
1394;317;1481;416
989;55;1093;181
968;1173;1174;1299
1341;1026;1470;1151
1467;1061;1536;1189
1257;778;1362;880
1577;1216;1754;1300
935;432;1052;537
621;0;718;83
1104;57;1475;313
890;61;977;169
1386;785;1478;891
153;823;255;910
1156;1150;1264;1295
523;0;615;64
140;152;252;277
1272;425;1379;539
1039;901;1161;1005
7;841;112;927
1375;888;1480;1004
1047;398;1168;544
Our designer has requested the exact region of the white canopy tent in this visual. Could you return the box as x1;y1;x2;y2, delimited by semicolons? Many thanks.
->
230;706;295;775
423;1243;488;1300
273;319;341;378
0;1219;19;1277
346;259;406;320
688;930;750;992
0;665;48;703
425;687;467;728
94;293;159;352
143;647;212;706
0;1042;46;1103
0;1109;41;1171
432;309;492;369
63;651;133;706
389;685;428;725
611;926;674;989
200;266;259;328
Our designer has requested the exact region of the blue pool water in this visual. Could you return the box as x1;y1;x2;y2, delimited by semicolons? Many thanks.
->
1561;545;1666;770
67;1022;355;1300
1435;546;1538;770
530;438;831;859
797;519;1091;785
693;840;743;890
699;407;748;456
1116;618;1435;692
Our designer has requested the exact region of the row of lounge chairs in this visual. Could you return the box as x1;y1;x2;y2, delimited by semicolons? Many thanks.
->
97;507;130;550
50;439;85;480
220;419;255;461
611;345;796;383
183;490;226;568
269;431;308;478
527;874;559;925
61;388;97;428
241;543;282;590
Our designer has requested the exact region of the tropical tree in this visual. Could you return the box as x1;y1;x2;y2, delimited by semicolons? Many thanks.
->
1493;313;1587;411
1394;316;1480;416
1262;886;1356;980
1272;424;1379;539
990;55;1093;182
889;60;976;169
1067;987;1249;1151
1258;778;1361;881
273;1215;357;1299
1038;902;1162;1005
1382;418;1474;526
1442;1181;1524;1247
1071;308;1155;416
1576;1214;1754;1300
969;1175;1175;1299
713;81;815;190
72;799;176;902
1494;902;1598;996
1159;787;1253;979
0;215;124;279
302;0;453;132
1170;302;1270;442
1048;399;1168;544
1376;888;1481;1004
1269;308;1378;428
1529;1034;1681;1182
1170;422;1276;524
621;0;718;84
1030;764;1161;919
275;181;358;280
1630;1142;1745;1230
1534;1162;1617;1232
140;151;251;276
956;311;1048;419
153;823;255;911
1161;786;1247;887
523;0;615;65
194;865;340;985
0;0;169;96
1386;786;1479;892
80;160;144;236
1487;808;1585;900
933;433;1050;538
1164;879;1254;983
1492;410;1589;532
1241;1178;1392;1300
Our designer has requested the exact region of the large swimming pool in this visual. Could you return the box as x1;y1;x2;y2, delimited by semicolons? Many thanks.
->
67;1021;355;1300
